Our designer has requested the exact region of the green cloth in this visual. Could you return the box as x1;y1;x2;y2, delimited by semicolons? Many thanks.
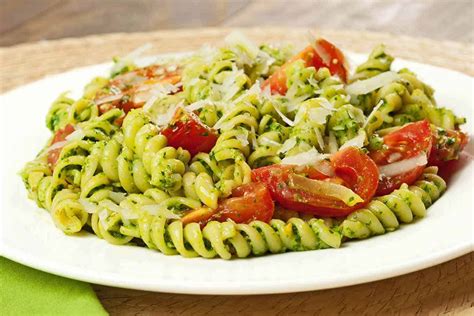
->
0;257;108;316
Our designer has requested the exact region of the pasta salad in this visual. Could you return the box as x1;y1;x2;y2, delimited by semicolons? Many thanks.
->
20;33;468;259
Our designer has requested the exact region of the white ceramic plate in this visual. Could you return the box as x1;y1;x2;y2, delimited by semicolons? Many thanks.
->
1;53;473;295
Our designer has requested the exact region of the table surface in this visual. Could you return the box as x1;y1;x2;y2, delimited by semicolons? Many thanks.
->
1;2;474;314
1;0;473;47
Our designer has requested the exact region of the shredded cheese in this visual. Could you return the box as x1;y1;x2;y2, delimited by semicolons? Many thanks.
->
363;100;384;129
65;128;85;141
309;107;332;125
281;148;330;166
314;127;326;151
150;102;182;126
250;126;258;149
108;192;127;204
95;94;123;105
259;136;281;147
79;199;97;214
327;132;339;154
98;209;109;231
111;43;152;75
379;153;427;177
272;103;295;126
277;138;297;155
141;204;181;219
235;129;250;147
44;141;68;153
345;71;400;95
224;31;259;62
340;130;367;150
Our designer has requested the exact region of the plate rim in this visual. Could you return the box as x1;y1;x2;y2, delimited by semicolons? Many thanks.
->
1;233;472;295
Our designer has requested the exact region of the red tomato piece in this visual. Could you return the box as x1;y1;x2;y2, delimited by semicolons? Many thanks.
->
370;120;432;164
429;127;468;167
262;38;348;94
98;96;141;118
96;64;182;116
331;147;379;201
314;38;348;83
161;108;218;156
252;147;379;217
214;182;274;223
181;182;274;225
369;120;432;195
376;166;425;196
47;124;75;167
180;207;216;226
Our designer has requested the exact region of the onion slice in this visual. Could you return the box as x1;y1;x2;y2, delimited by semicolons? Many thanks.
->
378;153;427;177
289;174;363;206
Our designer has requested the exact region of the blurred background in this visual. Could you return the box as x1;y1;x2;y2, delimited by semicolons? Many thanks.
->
1;0;473;46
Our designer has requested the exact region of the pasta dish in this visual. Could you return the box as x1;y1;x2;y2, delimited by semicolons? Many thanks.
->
20;33;468;259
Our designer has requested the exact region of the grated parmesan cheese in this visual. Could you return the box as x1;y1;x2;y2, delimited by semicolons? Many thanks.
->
79;199;97;214
345;71;400;95
277;138;297;154
340;130;367;150
281;148;330;166
65;128;85;142
141;204;181;219
379;153;427;177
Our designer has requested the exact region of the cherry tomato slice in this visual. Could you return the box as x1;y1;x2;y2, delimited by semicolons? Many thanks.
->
96;64;182;116
215;182;274;223
47;124;75;167
314;38;348;83
262;38;348;94
429;127;469;167
370;120;432;164
161;107;218;156
332;146;379;201
369;120;432;195
252;147;379;217
181;182;274;225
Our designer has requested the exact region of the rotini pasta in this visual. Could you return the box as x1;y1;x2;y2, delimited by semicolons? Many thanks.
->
341;167;446;239
20;33;467;259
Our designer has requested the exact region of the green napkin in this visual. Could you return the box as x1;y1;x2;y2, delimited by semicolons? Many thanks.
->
0;257;108;316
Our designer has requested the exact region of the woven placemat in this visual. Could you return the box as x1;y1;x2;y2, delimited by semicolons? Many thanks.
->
0;27;473;93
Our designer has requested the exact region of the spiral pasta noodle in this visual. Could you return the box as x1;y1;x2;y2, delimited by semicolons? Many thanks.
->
341;167;446;239
136;215;341;259
46;93;75;132
83;166;445;259
352;44;394;81
351;46;465;135
248;114;289;167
